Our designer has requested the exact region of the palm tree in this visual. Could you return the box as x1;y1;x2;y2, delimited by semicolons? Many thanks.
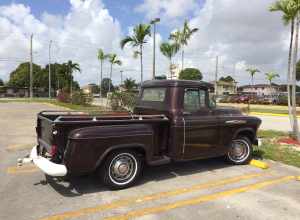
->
170;20;198;70
120;24;151;84
123;78;137;91
160;42;180;79
265;72;280;95
108;54;122;93
64;60;80;97
246;67;260;87
270;0;300;139
97;49;108;98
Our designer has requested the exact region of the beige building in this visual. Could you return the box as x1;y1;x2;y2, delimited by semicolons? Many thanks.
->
211;80;238;95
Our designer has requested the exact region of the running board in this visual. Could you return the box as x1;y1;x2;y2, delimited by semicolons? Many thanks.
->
148;156;171;166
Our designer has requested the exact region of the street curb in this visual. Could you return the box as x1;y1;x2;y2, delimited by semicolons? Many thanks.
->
250;112;300;117
250;159;269;169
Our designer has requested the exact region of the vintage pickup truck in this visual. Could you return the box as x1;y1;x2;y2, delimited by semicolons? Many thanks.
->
19;80;261;189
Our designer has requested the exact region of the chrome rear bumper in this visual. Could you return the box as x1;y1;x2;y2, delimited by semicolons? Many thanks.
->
17;146;67;177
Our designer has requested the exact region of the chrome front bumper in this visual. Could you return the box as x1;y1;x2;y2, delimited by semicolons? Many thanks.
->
254;138;262;146
17;146;67;177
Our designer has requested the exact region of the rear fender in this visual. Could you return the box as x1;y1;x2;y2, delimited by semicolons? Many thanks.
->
94;143;148;170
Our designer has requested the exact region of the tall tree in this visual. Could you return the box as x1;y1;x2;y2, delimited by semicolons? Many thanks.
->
97;49;108;98
246;68;260;87
63;60;80;97
0;78;4;86
160;42;179;78
120;23;151;84
270;0;300;139
270;0;298;138
265;72;280;85
179;68;203;80
108;54;122;93
265;72;280;95
170;20;198;70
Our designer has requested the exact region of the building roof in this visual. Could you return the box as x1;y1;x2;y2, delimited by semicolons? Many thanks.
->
239;84;280;89
142;80;213;88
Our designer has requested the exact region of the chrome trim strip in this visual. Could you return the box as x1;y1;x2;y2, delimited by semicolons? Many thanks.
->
182;117;186;154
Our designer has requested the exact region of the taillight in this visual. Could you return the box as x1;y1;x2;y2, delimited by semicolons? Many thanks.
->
50;145;58;156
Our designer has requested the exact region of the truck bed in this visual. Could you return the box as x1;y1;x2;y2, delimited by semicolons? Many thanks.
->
37;111;170;159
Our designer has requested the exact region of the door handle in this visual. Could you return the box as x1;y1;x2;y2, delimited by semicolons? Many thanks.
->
183;111;191;116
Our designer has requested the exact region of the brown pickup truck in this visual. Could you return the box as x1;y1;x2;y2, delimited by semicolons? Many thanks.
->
19;80;261;189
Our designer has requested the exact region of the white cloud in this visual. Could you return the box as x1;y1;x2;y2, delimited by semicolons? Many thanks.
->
135;0;200;25
0;0;292;87
0;0;131;85
182;0;289;84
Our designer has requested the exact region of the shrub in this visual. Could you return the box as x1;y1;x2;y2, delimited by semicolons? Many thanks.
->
71;90;93;105
109;91;137;111
56;89;70;103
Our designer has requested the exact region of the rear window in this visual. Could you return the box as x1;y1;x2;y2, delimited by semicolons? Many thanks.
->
141;88;166;102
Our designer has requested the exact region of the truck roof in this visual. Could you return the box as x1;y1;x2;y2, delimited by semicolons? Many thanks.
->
142;80;213;88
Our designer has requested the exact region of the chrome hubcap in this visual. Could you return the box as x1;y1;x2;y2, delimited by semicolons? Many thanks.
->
109;153;136;183
228;140;249;162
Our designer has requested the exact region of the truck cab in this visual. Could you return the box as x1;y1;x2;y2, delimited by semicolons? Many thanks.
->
19;80;261;190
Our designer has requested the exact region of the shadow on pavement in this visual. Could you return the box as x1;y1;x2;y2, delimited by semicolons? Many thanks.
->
38;157;232;197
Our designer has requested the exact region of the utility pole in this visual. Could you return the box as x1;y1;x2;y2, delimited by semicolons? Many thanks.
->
120;70;123;86
150;18;160;80
214;56;219;96
48;40;52;98
29;34;33;99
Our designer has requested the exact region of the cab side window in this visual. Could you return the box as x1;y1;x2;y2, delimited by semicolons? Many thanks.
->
184;88;207;112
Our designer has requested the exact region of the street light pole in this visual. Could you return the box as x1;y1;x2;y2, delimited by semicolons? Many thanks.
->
214;56;219;96
48;40;52;98
150;18;160;80
30;34;33;99
120;70;123;86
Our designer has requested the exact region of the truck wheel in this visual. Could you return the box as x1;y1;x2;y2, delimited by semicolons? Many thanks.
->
226;136;252;165
100;150;142;190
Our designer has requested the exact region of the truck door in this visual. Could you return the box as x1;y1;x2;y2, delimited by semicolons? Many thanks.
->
182;88;220;159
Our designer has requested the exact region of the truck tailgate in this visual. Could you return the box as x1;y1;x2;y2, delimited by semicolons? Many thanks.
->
37;113;54;151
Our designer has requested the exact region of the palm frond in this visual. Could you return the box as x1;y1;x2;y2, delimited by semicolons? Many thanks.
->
120;36;135;49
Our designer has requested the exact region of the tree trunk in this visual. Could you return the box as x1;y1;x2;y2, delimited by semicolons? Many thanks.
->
288;20;295;129
181;49;184;71
169;58;172;79
140;45;143;85
100;60;103;98
109;63;112;94
292;14;300;141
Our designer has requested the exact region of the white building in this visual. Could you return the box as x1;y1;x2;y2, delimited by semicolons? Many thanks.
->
238;84;280;96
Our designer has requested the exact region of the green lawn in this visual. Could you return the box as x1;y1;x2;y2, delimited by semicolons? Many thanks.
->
254;130;300;168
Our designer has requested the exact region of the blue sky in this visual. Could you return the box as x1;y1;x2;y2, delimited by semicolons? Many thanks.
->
0;0;203;40
0;0;288;85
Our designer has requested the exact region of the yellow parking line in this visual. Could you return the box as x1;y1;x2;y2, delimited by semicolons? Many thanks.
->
40;172;265;220
6;143;35;152
6;164;39;174
106;176;296;220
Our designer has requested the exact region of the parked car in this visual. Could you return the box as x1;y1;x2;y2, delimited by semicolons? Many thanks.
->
237;95;250;103
19;80;262;189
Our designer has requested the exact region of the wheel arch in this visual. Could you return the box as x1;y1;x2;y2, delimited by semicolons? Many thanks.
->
233;128;256;143
94;143;147;170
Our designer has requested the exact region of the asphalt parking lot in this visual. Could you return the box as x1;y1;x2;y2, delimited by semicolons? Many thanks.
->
1;102;300;220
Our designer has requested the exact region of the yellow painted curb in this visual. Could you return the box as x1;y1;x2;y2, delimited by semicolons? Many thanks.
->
250;112;300;118
250;159;269;169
